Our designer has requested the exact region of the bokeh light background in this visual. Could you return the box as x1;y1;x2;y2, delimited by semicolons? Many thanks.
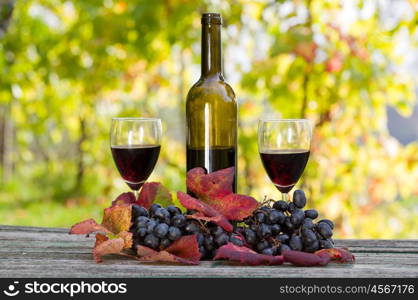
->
0;0;417;238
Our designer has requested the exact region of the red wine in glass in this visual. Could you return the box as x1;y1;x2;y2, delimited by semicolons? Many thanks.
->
260;149;310;193
111;145;161;190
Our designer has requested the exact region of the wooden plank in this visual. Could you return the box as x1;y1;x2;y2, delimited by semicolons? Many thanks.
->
0;225;67;233
1;260;418;278
1;225;418;278
2;252;418;266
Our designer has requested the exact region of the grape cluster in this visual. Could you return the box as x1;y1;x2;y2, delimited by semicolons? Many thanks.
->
131;204;186;250
130;204;243;259
240;190;334;255
130;189;334;259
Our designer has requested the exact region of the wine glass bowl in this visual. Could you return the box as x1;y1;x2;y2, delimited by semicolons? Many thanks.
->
258;119;312;200
110;117;162;194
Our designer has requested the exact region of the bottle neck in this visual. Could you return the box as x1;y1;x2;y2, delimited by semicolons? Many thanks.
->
201;23;223;78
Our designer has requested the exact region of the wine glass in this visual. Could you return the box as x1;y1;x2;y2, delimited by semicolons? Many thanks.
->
110;117;162;198
258;119;312;202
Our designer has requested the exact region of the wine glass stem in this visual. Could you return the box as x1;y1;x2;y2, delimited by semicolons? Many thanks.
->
281;193;289;202
134;190;139;200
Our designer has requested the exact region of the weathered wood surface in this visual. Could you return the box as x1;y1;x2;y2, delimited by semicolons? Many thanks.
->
0;225;417;278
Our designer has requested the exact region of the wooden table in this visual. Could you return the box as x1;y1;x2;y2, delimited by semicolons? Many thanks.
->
1;225;417;278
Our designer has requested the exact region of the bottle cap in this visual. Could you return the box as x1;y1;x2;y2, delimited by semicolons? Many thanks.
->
201;13;222;25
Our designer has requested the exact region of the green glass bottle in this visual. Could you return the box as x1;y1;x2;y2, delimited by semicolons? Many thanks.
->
186;13;237;192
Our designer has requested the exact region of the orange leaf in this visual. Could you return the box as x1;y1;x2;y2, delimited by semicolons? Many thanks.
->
93;236;125;263
69;219;110;235
102;204;132;234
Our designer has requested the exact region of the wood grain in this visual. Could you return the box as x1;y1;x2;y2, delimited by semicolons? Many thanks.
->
1;225;417;278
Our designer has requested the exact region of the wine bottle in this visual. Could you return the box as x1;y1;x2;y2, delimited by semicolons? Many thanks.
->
186;13;237;192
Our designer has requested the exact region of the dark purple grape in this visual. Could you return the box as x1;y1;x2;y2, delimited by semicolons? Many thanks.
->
160;238;171;249
167;226;182;241
167;205;182;216
279;244;291;253
273;200;288;212
211;226;225;237
256;240;269;252
318;219;335;230
268;210;284;224
132;205;149;218
136;227;147;238
215;233;229;247
155;208;170;220
144;234;159;249
136;216;150;228
163;217;171;225
293;190;306;208
196;233;205;245
146;220;158;234
244;229;257;245
150;217;160;224
276;211;286;224
290;209;304;226
149;203;161;215
317;222;333;239
199;246;207;258
250;224;259;232
320;239;334;249
261;248;274;256
301;228;317;245
302;218;314;230
230;234;244;246
277;234;290;243
154;223;169;238
255;212;266;223
184;221;200;233
257;224;272;238
283;217;294;232
287;202;297;213
204;236;214;251
260;206;270;213
171;214;187;228
304;209;318;219
289;234;303;251
304;239;320;253
270;224;281;235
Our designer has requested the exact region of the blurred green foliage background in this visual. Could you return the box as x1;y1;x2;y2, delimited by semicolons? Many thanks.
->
0;0;417;238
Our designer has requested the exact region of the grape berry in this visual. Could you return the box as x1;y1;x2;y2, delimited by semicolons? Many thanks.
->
130;189;335;258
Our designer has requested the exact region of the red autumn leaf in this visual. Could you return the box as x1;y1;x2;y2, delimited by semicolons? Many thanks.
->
69;219;111;235
112;192;136;206
187;167;234;199
93;235;126;263
163;234;202;261
214;243;284;266
136;182;173;209
139;251;200;265
210;193;259;221
186;213;234;232
94;233;109;248
178;192;233;232
137;245;158;257
101;204;132;234
315;248;355;264
70;200;134;263
185;168;258;221
136;235;201;265
283;250;330;267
